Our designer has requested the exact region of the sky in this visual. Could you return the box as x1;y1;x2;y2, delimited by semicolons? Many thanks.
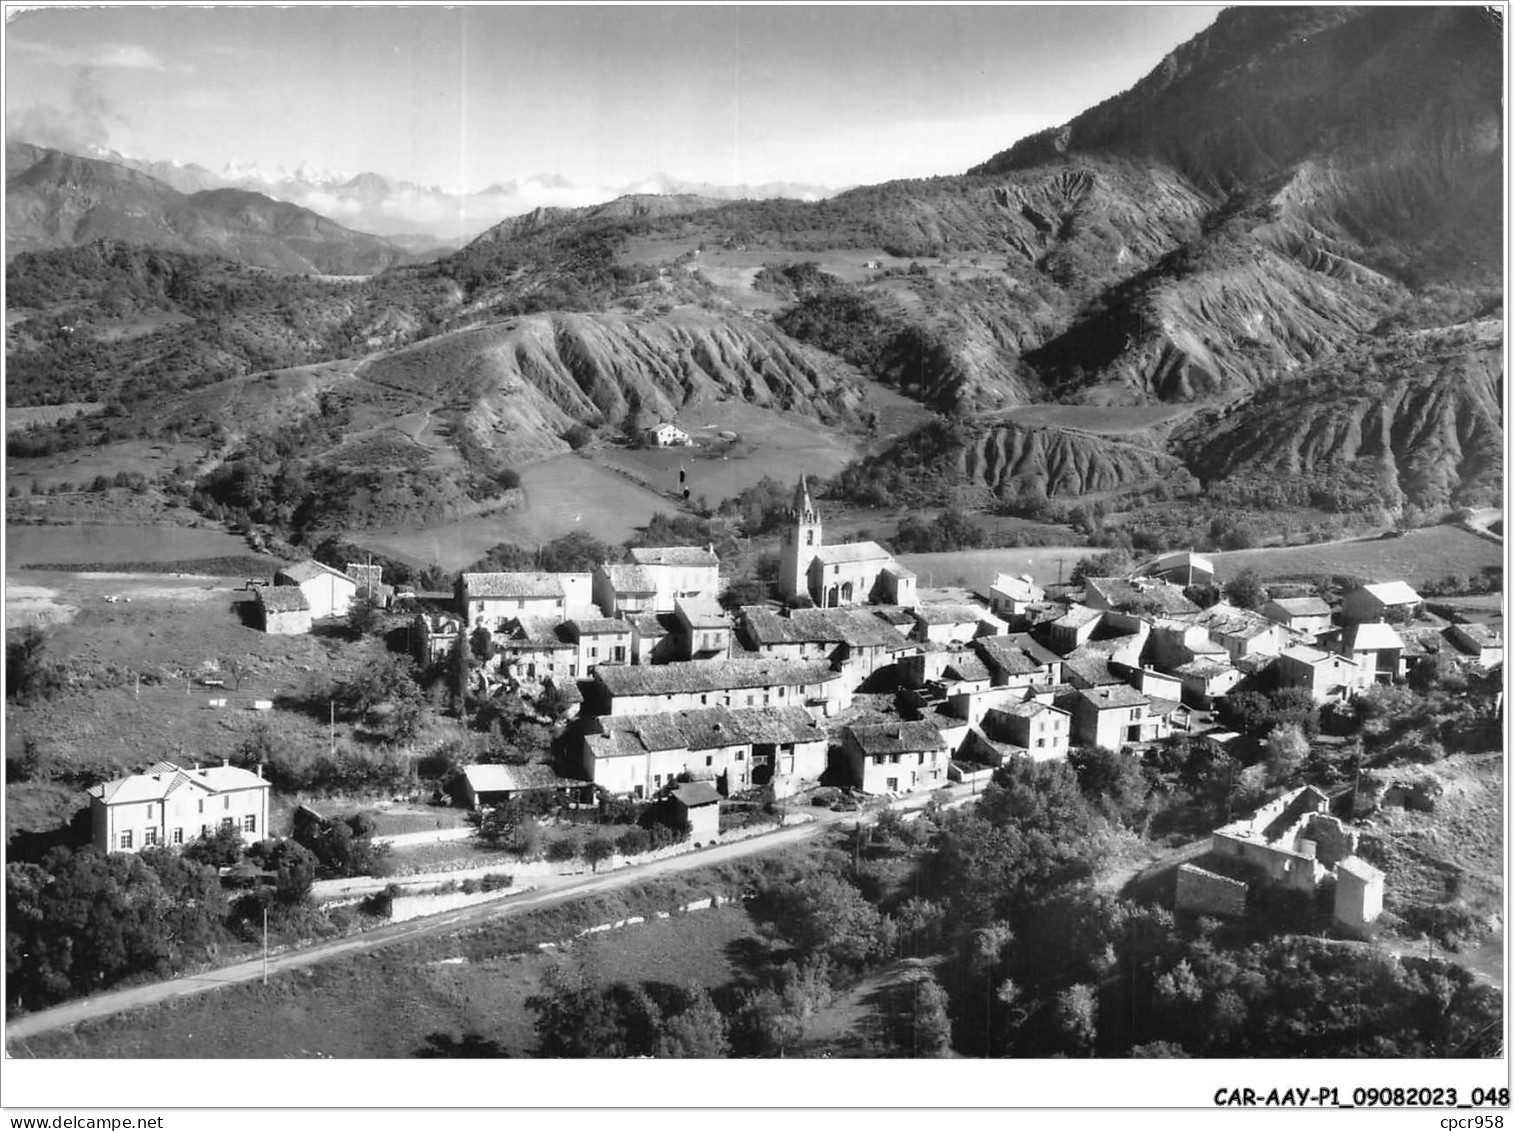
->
4;4;1224;193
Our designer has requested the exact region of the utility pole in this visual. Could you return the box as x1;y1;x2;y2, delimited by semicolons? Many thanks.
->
329;700;335;755
262;906;269;986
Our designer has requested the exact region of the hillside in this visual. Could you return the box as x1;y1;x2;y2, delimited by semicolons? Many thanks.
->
5;145;414;275
4;7;1502;540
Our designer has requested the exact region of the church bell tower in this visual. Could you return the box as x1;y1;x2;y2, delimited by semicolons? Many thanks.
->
779;472;822;603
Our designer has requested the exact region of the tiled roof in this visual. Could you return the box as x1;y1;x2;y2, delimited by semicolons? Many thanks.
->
1336;855;1385;883
1063;649;1120;686
628;546;719;568
943;655;991;683
568;617;631;636
845;720;946;755
503;617;573;646
991;573;1042;601
1075;684;1150;710
1087;577;1199;615
600;563;656;593
1052;604;1103;628
1268;596;1332;617
1343;622;1404;651
1281;645;1334;666
87;762;265;805
671;782;722;807
742;608;903;650
882;563;918;580
1450;622;1501;646
812;540;892;566
628;613;671;638
346;564;384;584
595;659;837;696
676;600;730;629
1358;581;1422;606
1174;658;1234;679
987;699;1057;721
1194;603;1277;640
258;587;310;613
278;559;354;585
462;572;567;599
1146;550;1215;572
913;604;987;626
463;763;586;794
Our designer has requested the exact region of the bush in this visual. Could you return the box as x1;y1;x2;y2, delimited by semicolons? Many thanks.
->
545;837;580;863
360;885;400;919
616;826;653;857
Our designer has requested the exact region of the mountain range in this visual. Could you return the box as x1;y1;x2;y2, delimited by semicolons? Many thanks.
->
5;5;1503;541
33;144;840;245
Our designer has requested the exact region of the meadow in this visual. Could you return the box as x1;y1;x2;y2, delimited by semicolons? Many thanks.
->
6;524;255;567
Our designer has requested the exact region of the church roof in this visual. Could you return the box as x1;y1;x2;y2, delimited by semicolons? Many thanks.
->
813;540;892;566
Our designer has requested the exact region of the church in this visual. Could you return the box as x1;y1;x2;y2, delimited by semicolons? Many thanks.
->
778;475;918;608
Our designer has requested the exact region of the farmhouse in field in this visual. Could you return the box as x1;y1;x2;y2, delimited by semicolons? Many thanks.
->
646;421;693;447
778;474;917;609
256;585;311;635
275;559;358;619
87;759;270;853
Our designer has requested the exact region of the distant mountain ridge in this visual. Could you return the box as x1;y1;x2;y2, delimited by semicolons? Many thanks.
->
33;143;840;242
5;142;416;274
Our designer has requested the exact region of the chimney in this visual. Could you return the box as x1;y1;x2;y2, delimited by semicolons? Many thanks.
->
222;756;230;767
256;762;264;779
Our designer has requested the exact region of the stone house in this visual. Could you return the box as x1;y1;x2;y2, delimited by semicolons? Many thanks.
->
988;573;1045;626
412;611;463;665
1331;622;1406;683
739;607;909;688
1069;685;1162;749
257;585;311;635
627;612;679;666
1444;622;1503;669
981;700;1071;762
494;617;579;686
841;721;950;795
627;546;720;612
1082;576;1199;619
583;705;826;798
647;422;693;447
1341;581;1423;625
563;617;633;677
1262;596;1334;638
975;633;1063;688
673;599;733;661
1276;645;1362;702
457;571;593;630
1045;604;1103;653
88;759;270;853
1134;550;1215;588
1172;657;1244;707
592;562;659;619
275;559;358;619
1193;602;1289;661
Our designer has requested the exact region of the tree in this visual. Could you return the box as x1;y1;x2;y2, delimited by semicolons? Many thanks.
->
582;835;617;873
1068;745;1151;827
1055;983;1098;1056
247;838;317;904
6;627;59;703
1223;569;1267;611
893;972;952;1057
1071;549;1136;585
1264;723;1310;786
527;963;664;1057
656;986;730;1057
346;593;384;638
759;873;883;969
182;821;247;868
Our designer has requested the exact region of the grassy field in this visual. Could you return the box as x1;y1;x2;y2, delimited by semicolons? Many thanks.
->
897;545;1089;592
352;455;680;568
13;903;763;1058
3;588;367;838
7;439;211;494
1210;526;1503;585
5;402;105;433
6;524;253;567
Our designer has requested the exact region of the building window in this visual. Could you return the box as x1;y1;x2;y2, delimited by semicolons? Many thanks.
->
746;695;755;706
198;799;205;814
147;803;155;819
172;828;184;845
144;828;159;847
736;752;744;761
1036;738;1046;749
119;830;133;849
243;815;257;833
705;756;713;767
654;774;663;787
221;817;234;833
806;531;814;546
224;795;231;810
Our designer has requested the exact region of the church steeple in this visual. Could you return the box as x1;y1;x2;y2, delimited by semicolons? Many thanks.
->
779;471;823;603
792;472;818;526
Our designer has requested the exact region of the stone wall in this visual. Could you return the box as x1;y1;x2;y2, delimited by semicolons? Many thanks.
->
1175;863;1249;917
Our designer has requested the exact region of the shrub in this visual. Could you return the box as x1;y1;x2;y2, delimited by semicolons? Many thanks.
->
616;826;653;857
545;837;580;863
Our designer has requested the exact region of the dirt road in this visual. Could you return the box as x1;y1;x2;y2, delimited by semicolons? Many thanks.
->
5;786;963;1043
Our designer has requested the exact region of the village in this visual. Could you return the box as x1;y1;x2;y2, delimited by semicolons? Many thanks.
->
78;474;1504;948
